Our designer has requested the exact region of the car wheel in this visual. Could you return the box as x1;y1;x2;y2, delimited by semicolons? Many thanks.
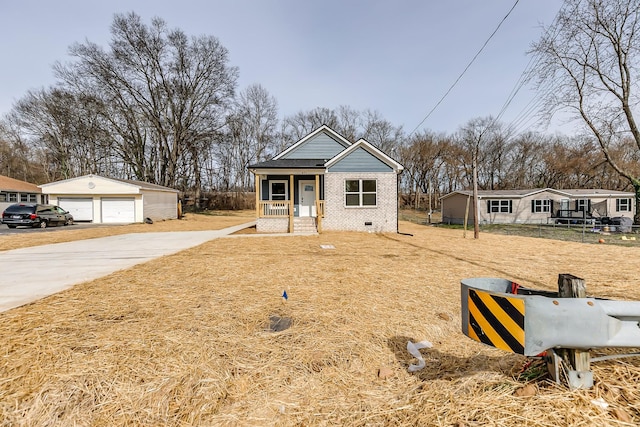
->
65;218;73;226
39;220;47;229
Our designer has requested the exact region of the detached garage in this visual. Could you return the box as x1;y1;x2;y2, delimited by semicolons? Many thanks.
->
40;174;179;224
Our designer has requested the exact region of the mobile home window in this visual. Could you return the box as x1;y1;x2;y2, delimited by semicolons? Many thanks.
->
345;179;377;207
8;193;17;202
269;181;288;201
0;193;6;202
531;199;552;213
616;198;631;212
487;200;512;213
576;199;590;212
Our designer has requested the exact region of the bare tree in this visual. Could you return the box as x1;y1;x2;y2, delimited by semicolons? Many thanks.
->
361;109;404;155
335;105;361;142
54;12;238;190
398;131;447;209
458;117;505;238
501;132;547;189
5;88;114;181
457;117;505;189
439;141;468;194
8;88;78;180
231;84;278;189
531;0;640;223
0;124;33;182
281;107;339;145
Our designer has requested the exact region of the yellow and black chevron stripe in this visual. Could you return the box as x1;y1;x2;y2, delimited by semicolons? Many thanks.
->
467;289;525;354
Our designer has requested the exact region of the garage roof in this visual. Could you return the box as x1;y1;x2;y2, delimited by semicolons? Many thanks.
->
39;174;179;193
109;178;179;192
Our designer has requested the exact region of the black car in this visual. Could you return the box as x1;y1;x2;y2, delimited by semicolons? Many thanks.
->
1;204;74;228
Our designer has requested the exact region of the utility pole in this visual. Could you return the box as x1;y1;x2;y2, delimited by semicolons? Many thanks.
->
472;147;480;239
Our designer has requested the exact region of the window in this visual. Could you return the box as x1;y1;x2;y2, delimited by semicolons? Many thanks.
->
531;199;552;213
269;181;288;201
19;193;37;202
345;179;376;207
487;200;512;213
617;198;632;212
576;199;590;212
0;193;6;202
8;193;17;202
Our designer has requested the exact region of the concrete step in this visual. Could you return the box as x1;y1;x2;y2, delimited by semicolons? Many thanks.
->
293;217;317;233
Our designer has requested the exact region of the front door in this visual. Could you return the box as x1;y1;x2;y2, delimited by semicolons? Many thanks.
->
299;180;316;217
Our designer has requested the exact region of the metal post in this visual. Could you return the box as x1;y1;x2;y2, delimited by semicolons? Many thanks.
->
556;274;592;389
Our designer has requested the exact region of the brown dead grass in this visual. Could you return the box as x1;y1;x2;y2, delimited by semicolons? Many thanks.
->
0;220;639;426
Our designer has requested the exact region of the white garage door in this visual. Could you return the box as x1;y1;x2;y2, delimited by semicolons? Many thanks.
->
101;198;135;223
58;198;94;222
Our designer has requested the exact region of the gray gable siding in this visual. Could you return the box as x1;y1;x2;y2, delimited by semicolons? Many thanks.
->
281;133;347;159
328;147;393;172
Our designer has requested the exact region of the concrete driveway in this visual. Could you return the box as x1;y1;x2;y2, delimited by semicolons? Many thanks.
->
0;222;254;312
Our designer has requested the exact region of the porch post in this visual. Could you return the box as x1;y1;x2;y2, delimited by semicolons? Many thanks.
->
315;174;322;233
255;174;260;218
289;174;294;233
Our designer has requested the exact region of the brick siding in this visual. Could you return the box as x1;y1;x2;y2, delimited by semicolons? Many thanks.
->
322;172;398;232
256;217;289;233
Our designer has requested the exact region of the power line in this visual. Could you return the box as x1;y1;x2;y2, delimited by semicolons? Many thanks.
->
409;0;521;136
498;0;578;137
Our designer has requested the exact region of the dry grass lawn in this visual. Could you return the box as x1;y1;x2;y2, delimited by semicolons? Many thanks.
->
1;215;639;426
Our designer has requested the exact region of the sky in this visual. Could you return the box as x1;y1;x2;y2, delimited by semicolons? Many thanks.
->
0;0;569;136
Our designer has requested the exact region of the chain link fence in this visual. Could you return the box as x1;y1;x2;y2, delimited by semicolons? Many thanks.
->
475;222;640;246
399;209;640;246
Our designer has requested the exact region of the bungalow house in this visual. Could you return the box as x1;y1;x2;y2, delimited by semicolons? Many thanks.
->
248;125;404;233
441;188;636;225
0;175;47;212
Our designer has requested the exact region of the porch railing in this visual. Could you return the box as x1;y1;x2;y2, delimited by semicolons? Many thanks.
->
258;201;290;217
258;200;325;218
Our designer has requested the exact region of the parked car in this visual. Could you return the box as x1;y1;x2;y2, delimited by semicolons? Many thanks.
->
54;206;74;226
1;204;74;228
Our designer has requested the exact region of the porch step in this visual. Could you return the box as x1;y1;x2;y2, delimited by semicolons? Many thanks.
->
293;217;318;233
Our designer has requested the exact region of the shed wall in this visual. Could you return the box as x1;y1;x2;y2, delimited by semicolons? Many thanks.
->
142;190;178;221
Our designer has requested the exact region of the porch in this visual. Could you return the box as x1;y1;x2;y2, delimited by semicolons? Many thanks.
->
254;173;325;233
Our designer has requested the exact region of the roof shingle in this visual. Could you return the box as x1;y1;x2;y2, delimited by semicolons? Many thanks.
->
0;175;41;193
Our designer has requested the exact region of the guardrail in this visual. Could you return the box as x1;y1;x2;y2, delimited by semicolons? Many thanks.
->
461;274;640;389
